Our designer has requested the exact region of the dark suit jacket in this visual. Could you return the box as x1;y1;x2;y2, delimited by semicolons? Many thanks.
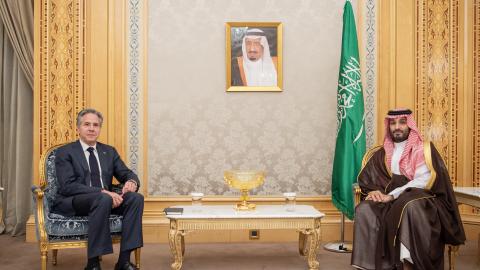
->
53;140;140;216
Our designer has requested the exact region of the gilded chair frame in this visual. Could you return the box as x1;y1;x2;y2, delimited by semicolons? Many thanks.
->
32;144;141;270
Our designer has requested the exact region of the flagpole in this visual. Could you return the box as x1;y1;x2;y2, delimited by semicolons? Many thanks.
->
326;0;362;254
323;213;352;253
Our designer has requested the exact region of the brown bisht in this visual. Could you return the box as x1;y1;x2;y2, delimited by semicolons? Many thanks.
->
351;142;465;270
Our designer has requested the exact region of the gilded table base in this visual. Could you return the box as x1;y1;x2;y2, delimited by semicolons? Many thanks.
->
168;220;186;270
168;217;322;270
298;221;322;270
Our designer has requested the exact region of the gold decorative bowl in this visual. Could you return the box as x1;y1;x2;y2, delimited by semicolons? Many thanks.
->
224;170;265;211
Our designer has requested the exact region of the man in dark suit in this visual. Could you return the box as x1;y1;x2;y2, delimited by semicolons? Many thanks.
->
53;108;144;270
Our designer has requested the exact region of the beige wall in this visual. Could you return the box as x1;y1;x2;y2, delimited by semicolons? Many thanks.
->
146;0;350;196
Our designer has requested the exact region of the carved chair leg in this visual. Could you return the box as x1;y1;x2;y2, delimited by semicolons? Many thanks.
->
41;251;48;270
52;249;58;265
448;245;459;270
134;248;141;269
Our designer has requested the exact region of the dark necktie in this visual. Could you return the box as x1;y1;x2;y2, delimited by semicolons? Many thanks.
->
87;147;102;188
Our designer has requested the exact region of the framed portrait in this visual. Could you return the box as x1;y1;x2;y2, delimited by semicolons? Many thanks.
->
226;22;283;92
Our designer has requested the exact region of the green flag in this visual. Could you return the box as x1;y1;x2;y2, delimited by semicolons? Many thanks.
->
331;0;366;220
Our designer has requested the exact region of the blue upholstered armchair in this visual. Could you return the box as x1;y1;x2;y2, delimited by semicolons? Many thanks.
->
31;144;141;270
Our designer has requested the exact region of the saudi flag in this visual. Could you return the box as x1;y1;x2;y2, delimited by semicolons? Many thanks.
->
331;0;366;220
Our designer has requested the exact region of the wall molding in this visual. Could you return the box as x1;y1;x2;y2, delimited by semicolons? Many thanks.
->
416;0;459;185
362;0;378;149
474;0;480;189
34;0;86;183
127;0;142;175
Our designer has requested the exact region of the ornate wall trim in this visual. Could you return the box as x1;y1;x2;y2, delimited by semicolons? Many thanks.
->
474;0;480;188
363;0;377;149
416;0;459;185
34;0;85;182
127;0;144;179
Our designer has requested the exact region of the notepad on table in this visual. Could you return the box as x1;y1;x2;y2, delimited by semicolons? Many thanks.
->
164;207;183;215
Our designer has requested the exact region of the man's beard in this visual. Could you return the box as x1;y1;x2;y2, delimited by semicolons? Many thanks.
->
390;129;410;142
248;55;260;61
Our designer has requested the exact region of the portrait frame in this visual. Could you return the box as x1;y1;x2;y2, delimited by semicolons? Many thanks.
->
226;22;283;92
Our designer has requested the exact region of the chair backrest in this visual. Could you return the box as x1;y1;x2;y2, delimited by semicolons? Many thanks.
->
40;145;63;211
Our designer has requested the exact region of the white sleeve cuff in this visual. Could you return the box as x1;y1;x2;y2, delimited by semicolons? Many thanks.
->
388;188;402;199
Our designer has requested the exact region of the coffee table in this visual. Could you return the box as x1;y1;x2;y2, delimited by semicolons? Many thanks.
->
166;204;325;270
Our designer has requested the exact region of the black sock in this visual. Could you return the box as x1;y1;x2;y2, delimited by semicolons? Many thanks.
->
118;249;131;265
87;256;99;267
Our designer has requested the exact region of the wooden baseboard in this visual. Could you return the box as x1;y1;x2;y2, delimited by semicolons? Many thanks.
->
142;215;354;243
27;215;353;243
26;198;480;243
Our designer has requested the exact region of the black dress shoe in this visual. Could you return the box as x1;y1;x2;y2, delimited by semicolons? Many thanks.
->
84;264;101;270
115;261;138;270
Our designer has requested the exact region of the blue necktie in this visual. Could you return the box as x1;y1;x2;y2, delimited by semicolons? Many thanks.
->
87;147;102;188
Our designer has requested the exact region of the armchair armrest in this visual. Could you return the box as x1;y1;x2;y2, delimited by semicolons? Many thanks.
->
31;185;48;243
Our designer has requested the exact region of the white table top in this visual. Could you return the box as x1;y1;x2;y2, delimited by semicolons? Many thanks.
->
454;187;480;198
166;205;325;219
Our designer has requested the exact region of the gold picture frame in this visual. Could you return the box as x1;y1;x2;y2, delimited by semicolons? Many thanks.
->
226;22;283;92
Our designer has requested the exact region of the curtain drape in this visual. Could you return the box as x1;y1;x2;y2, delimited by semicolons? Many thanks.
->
0;0;33;88
0;0;33;236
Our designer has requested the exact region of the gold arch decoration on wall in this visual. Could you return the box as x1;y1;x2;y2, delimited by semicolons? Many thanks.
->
416;0;459;186
34;0;85;182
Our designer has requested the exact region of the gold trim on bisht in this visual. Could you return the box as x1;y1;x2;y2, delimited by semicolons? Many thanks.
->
423;141;437;190
384;151;392;178
361;145;383;168
393;194;436;246
356;145;383;196
360;144;392;178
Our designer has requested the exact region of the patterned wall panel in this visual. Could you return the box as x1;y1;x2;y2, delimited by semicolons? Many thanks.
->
475;0;480;188
127;0;143;175
416;0;458;185
38;0;85;155
363;0;377;149
144;0;348;196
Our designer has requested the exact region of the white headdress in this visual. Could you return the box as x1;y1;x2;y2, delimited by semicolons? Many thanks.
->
241;29;277;86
